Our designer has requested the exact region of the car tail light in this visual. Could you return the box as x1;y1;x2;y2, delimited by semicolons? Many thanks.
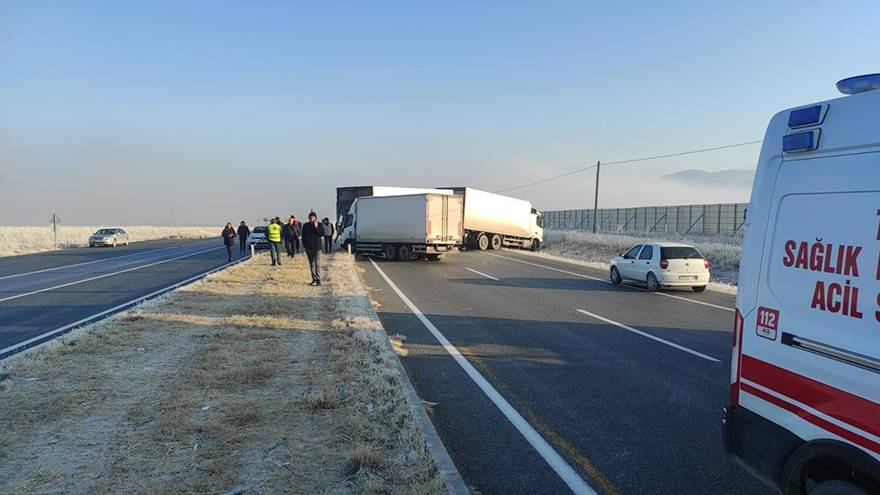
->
659;259;668;269
704;261;711;270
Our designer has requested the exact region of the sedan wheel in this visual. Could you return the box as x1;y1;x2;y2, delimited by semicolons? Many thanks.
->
610;266;622;285
646;272;659;292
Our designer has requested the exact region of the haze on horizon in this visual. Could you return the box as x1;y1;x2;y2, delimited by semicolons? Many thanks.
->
1;1;877;226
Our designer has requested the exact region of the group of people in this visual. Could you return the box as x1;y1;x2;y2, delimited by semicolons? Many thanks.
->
220;212;338;287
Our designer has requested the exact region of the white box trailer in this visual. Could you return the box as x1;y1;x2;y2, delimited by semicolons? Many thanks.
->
341;193;463;261
723;74;880;495
441;187;543;251
336;185;453;223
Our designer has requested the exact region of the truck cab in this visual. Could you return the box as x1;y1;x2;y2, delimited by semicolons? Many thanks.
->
723;74;880;495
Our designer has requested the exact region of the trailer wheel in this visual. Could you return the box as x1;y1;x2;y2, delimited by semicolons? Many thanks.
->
477;233;489;251
383;244;397;261
398;244;412;261
490;234;502;250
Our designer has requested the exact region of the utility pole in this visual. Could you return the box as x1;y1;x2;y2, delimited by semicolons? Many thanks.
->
592;161;600;233
49;213;61;250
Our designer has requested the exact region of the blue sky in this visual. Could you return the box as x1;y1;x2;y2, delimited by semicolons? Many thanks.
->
1;1;877;225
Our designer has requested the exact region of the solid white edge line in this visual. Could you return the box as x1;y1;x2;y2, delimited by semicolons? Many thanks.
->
465;267;500;281
0;253;252;359
576;309;720;363
0;245;225;303
369;259;597;495
0;240;213;280
486;252;734;313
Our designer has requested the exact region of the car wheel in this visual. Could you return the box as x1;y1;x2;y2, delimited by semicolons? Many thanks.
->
692;285;706;292
810;480;870;495
398;244;412;261
477;233;489;251
490;234;502;250
383;244;397;261
610;266;622;285
646;272;659;292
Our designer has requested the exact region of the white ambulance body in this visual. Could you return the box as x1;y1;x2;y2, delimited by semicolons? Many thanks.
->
724;75;880;495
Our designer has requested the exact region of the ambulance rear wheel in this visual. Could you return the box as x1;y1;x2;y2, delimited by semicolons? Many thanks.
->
692;285;706;292
810;480;870;495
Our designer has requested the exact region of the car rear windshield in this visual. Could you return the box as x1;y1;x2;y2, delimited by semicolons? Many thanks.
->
253;227;267;233
661;246;703;260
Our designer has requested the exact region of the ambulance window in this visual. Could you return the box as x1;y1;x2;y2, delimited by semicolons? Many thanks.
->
623;245;642;259
638;245;654;260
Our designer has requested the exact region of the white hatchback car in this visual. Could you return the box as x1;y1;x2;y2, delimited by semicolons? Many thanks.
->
610;242;710;292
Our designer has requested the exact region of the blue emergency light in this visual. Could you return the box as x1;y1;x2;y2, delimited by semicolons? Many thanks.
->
788;105;825;128
836;73;880;95
783;129;820;153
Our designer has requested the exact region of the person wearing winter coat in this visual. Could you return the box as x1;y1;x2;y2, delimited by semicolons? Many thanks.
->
237;221;250;254
291;217;302;254
302;212;323;285
282;216;297;257
221;223;237;262
321;218;335;254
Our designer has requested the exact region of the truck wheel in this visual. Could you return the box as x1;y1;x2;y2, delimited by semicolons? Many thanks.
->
383;244;397;261
477;233;489;251
490;234;502;250
810;480;870;495
531;239;540;251
646;272;659;292
398;244;412;261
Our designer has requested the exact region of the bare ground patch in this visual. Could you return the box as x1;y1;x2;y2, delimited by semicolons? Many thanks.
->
0;253;444;494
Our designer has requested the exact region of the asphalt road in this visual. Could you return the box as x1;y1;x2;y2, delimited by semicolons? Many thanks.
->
0;238;245;359
360;250;771;495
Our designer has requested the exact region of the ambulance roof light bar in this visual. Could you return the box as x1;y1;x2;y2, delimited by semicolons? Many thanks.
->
836;73;880;95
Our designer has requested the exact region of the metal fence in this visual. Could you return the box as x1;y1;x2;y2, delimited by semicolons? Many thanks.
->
542;202;748;236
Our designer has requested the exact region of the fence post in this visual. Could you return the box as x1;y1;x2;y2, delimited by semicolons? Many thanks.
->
717;203;722;234
592;161;601;233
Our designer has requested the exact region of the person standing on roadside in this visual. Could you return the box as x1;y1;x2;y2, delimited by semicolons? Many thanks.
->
302;212;323;285
266;218;283;266
237;221;250;254
291;216;302;256
221;223;236;262
282;216;296;257
321;217;335;254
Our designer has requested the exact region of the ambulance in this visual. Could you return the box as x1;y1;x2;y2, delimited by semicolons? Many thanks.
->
723;74;880;495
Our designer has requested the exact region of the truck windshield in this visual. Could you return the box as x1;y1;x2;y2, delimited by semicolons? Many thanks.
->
661;246;703;260
536;215;543;228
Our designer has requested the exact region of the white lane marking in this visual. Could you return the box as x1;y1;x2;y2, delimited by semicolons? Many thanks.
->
0;246;224;303
369;259;597;495
486;253;734;313
465;267;500;281
575;309;720;363
0;254;249;359
0;241;211;281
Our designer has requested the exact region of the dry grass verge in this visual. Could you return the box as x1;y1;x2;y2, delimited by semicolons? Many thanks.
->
0;253;444;495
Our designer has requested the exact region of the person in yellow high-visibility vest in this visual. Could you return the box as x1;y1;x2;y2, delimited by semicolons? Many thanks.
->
266;218;283;266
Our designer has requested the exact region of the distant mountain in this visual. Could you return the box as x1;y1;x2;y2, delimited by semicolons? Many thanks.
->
661;168;755;188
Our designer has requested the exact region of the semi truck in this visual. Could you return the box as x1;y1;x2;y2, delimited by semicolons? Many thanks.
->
335;186;453;224
338;193;463;261
440;187;543;251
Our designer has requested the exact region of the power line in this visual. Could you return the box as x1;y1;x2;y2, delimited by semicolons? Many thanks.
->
493;139;762;194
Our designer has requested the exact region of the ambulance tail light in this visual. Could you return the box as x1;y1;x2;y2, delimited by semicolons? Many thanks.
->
729;309;744;406
704;261;711;270
659;259;669;269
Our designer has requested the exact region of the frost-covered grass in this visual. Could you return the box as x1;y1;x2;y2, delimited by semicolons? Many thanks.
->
0;226;219;257
540;230;742;288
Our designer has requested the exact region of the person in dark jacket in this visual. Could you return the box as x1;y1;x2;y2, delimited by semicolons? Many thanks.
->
302;212;323;285
221;223;236;262
291;216;302;255
282;216;297;257
321;217;335;254
237;221;250;254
